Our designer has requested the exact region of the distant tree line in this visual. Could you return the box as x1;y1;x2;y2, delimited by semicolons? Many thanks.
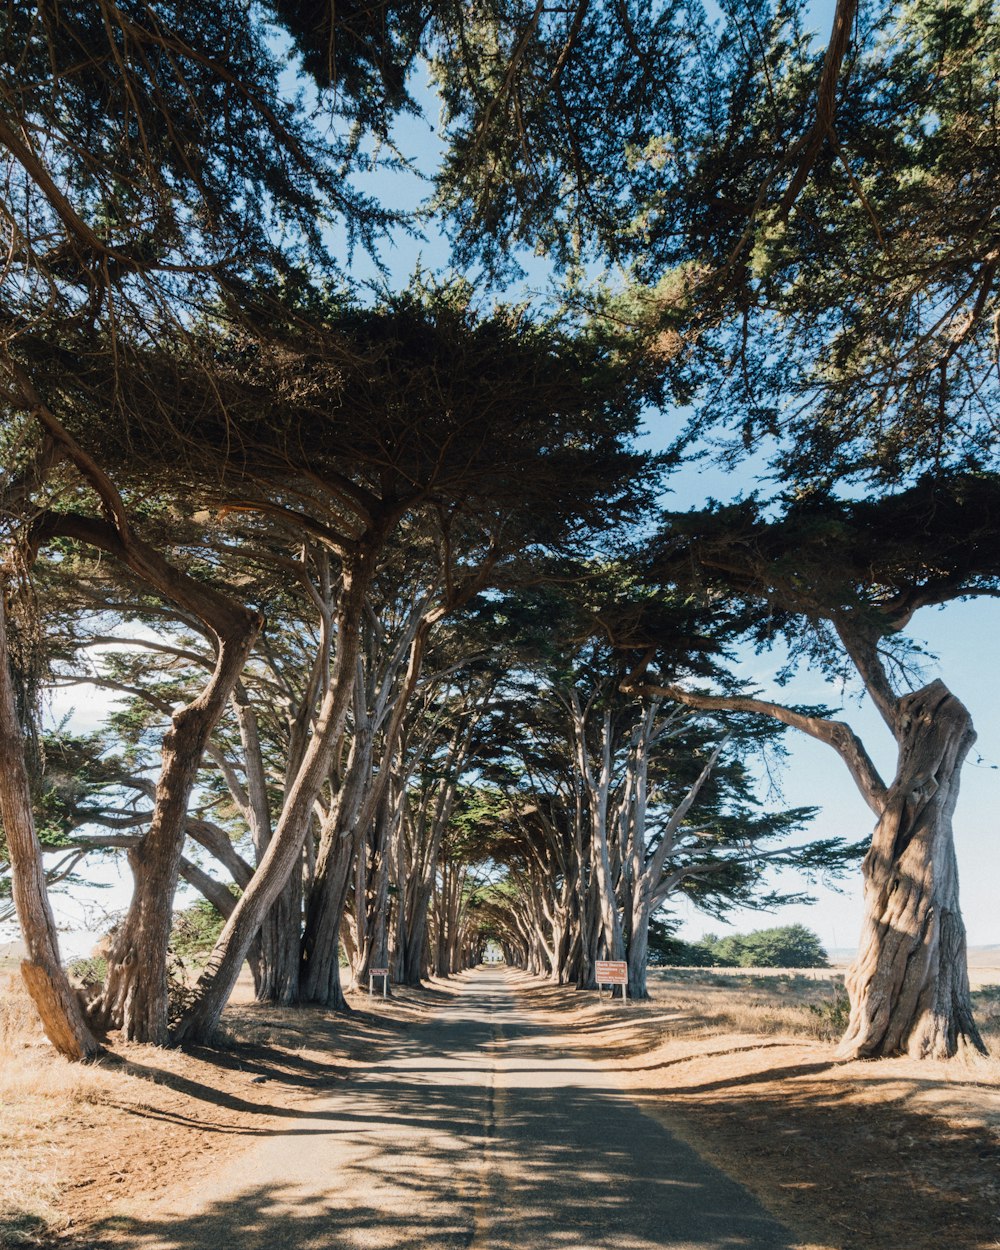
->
648;922;829;969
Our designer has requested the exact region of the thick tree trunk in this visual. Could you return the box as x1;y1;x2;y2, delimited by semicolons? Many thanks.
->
0;586;100;1059
627;883;652;1001
173;565;370;1045
572;701;625;985
576;875;601;990
402;882;434;986
30;510;262;1043
232;690;303;1006
550;914;568;983
838;681;986;1060
357;796;394;984
300;656;370;1007
96;616;260;1043
300;825;357;1010
253;868;302;1005
629;664;982;1060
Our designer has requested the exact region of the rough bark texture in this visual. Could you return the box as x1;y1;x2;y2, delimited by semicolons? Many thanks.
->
30;510;262;1043
627;889;650;1001
300;824;356;1009
173;561;371;1044
627;732;723;1002
253;870;303;1005
838;681;986;1060
0;585;100;1059
233;692;302;1006
402;884;434;986
95;611;261;1043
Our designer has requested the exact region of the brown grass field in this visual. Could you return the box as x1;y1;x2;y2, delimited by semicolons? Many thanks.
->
1;959;998;1250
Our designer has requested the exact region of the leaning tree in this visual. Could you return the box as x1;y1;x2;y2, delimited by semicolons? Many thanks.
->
429;0;1000;1055
0;0;457;1052
625;476;1000;1057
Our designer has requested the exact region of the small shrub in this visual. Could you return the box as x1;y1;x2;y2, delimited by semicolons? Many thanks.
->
972;985;1000;1043
166;953;199;1025
705;924;830;968
807;983;851;1040
66;955;107;988
170;897;232;961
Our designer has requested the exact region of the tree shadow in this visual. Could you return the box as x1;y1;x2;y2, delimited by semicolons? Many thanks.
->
80;1076;797;1250
627;1059;1000;1249
71;971;797;1250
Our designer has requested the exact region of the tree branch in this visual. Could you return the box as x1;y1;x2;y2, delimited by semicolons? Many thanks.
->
623;680;887;815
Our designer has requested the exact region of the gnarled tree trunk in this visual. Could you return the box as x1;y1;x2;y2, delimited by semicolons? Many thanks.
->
300;690;373;1009
838;681;985;1059
173;558;372;1044
299;827;355;1009
629;663;985;1059
32;511;262;1043
0;583;100;1059
96;612;260;1043
233;688;302;1006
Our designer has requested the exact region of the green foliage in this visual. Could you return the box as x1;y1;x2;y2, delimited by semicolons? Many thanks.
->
29;734;128;848
88;283;661;558
1;0;413;328
705;924;829;969
971;984;1000;1038
651;923;830;967
630;474;1000;702
273;0;426;122
432;0;1000;487
647;918;718;966
807;982;852;1039
170;897;235;962
66;955;108;988
661;476;1000;644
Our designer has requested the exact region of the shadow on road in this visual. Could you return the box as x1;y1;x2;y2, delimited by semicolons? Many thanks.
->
82;970;796;1250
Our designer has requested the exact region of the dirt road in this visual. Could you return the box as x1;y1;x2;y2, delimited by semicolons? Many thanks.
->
102;968;794;1249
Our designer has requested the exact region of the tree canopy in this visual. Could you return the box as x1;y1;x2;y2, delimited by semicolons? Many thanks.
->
0;0;997;1062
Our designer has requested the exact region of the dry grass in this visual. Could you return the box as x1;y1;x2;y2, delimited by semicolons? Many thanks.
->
648;968;852;1041
0;966;412;1248
1;971;138;1246
972;983;1000;1059
513;967;1000;1250
646;967;1000;1058
601;970;1000;1250
3;961;999;1250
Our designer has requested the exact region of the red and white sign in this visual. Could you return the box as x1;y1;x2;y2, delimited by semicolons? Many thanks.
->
595;960;627;985
370;968;389;976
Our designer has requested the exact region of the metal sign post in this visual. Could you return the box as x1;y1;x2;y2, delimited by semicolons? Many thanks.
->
595;959;628;1004
369;967;390;998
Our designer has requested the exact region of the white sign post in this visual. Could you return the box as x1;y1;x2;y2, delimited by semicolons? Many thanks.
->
595;959;628;1003
369;968;390;998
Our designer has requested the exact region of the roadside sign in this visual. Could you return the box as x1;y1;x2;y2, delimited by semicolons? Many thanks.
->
595;960;628;1003
369;968;390;998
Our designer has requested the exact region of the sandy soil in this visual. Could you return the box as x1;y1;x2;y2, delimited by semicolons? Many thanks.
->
2;966;998;1250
